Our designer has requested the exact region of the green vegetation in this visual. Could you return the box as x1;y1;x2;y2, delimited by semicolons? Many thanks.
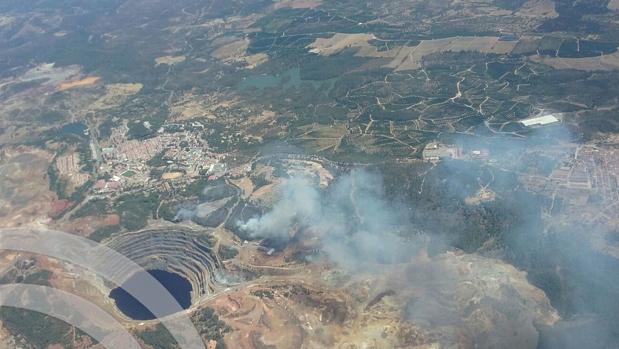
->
251;289;275;299
201;183;236;202
38;110;65;123
2;0;618;158
76;140;95;174
115;192;160;231
0;308;73;348
195;206;229;228
136;323;178;349
179;177;211;197
197;233;216;248
89;224;121;242
225;200;263;239
147;150;171;167
22;270;53;286
135;307;230;349
539;0;607;34
250;172;269;188
299;51;370;81
127;121;154;139
159;201;180;222
71;198;109;218
379;161;538;253
45;140;92;204
192;307;230;349
493;0;528;10
47;163;69;200
0;269;52;286
98;118;116;138
218;245;239;260
69;179;94;203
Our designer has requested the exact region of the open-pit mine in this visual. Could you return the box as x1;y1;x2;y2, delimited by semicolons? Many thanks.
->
81;160;560;349
93;223;559;349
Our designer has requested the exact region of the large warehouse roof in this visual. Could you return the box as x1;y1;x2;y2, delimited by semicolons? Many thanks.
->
520;114;560;127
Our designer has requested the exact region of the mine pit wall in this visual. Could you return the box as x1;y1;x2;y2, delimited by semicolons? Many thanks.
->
104;228;222;304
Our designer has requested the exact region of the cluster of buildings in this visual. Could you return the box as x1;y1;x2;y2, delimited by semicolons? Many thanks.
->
422;142;461;161
95;125;229;195
108;137;164;162
55;152;90;188
545;145;619;200
422;142;489;162
521;144;619;225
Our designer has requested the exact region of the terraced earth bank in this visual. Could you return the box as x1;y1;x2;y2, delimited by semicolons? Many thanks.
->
104;227;228;306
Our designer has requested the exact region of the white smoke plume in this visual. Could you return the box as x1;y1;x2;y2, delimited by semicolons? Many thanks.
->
237;169;418;269
237;177;321;241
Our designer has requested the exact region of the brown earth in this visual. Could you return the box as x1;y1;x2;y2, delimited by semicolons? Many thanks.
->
58;76;100;91
0;146;55;227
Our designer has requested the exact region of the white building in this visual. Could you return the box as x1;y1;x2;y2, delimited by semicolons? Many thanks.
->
520;114;560;127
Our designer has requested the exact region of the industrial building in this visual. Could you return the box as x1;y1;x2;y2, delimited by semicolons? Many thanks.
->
422;142;460;161
520;114;560;127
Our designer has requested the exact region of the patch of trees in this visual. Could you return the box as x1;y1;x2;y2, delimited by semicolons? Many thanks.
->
21;270;53;286
72;198;109;219
192;307;231;349
136;323;177;349
0;308;75;349
201;183;236;202
136;307;230;349
250;172;269;188
224;200;263;240
539;0;608;33
493;0;528;11
218;245;239;260
147;150;171;167
0;267;52;287
380;161;542;253
127;120;155;140
114;192;160;231
98;118;116;138
299;51;371;81
47;163;69;199
89;224;121;243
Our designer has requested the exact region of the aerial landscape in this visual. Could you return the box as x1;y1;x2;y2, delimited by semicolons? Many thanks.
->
1;0;619;348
